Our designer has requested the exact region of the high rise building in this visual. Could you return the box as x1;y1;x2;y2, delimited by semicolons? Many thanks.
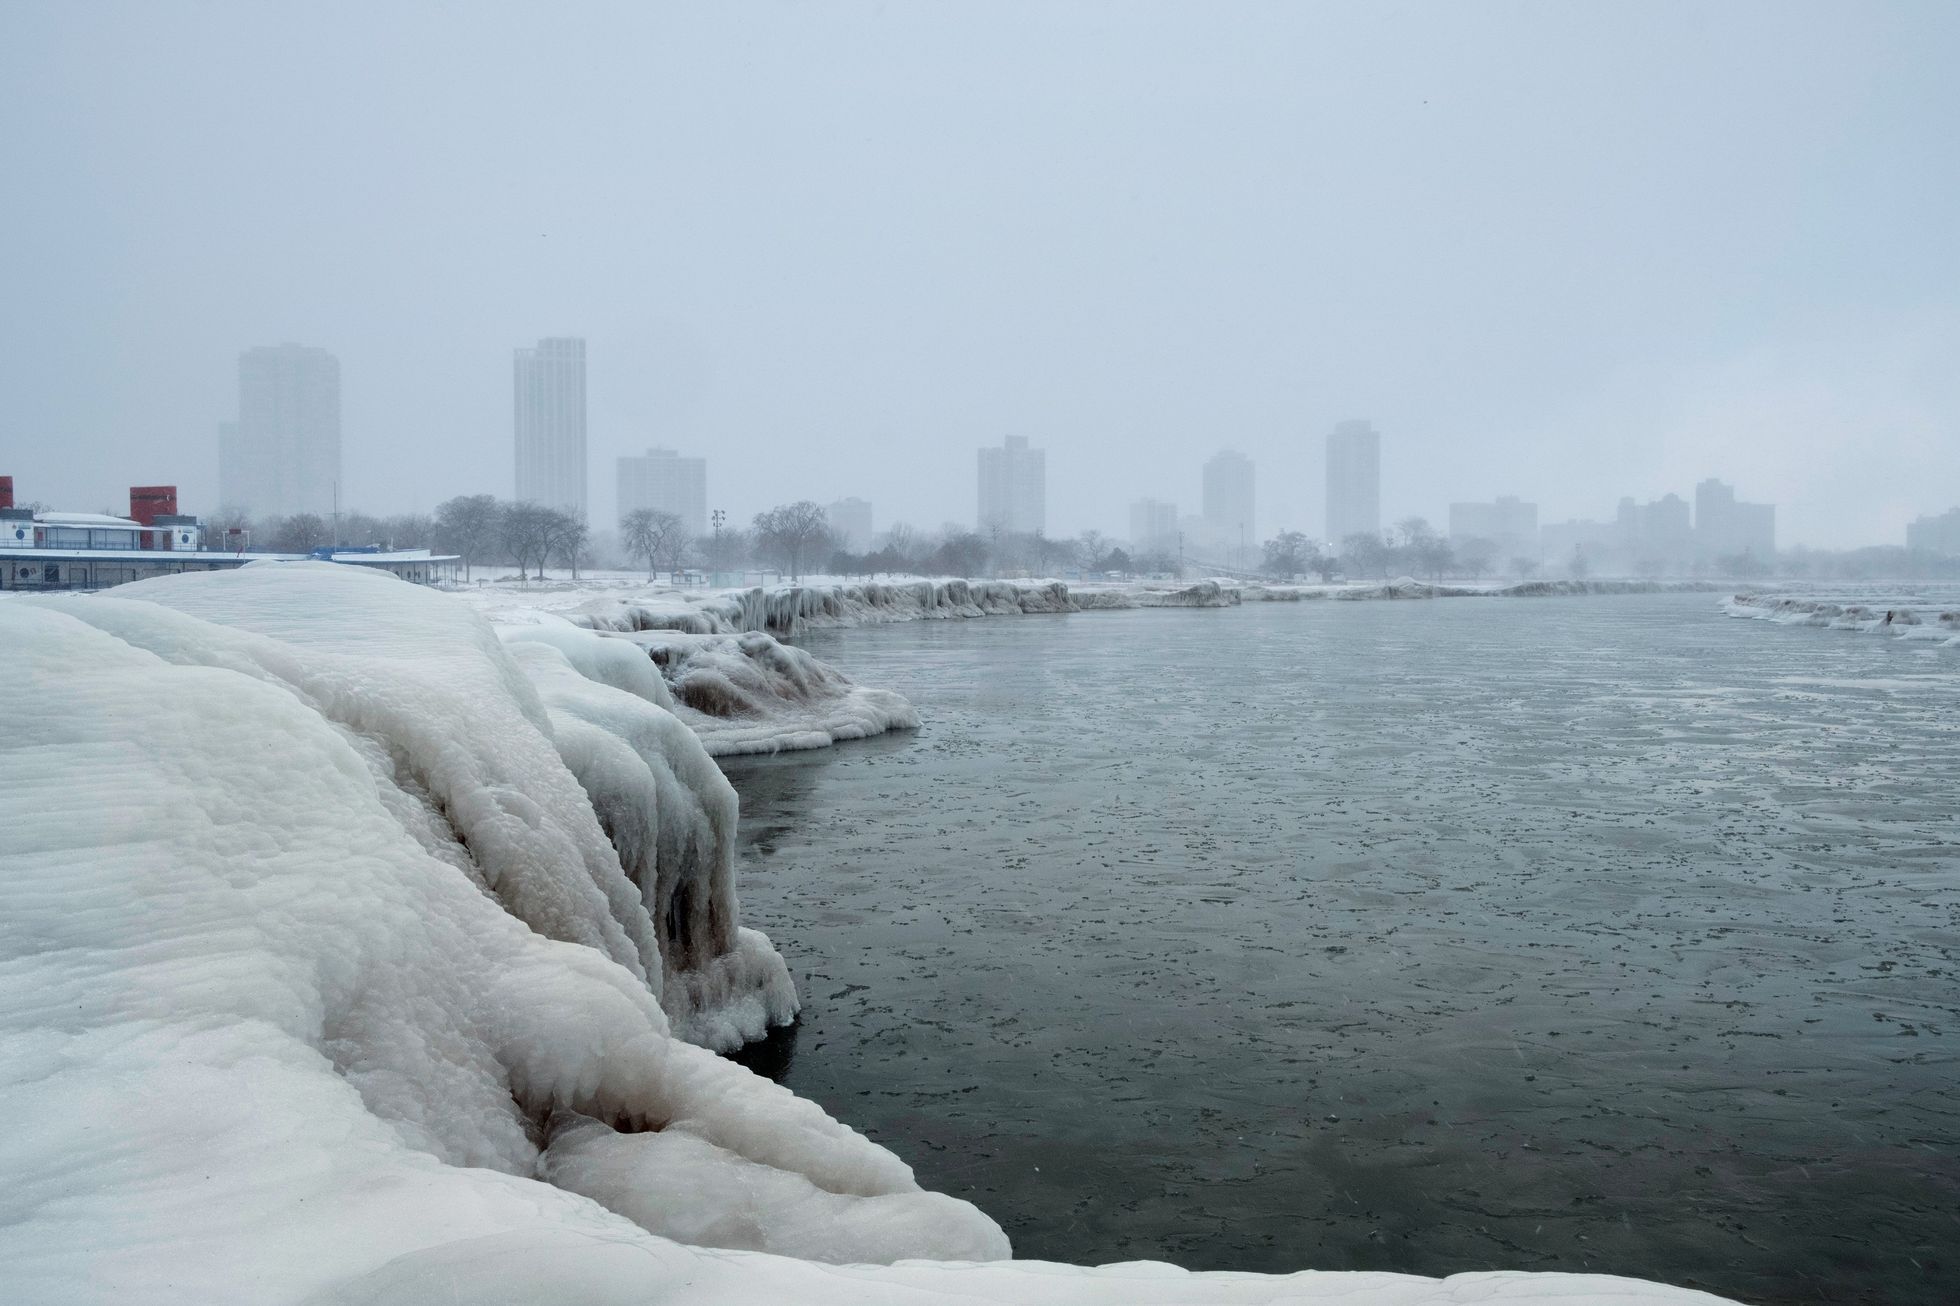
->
1617;493;1695;566
616;447;706;535
826;497;874;552
1448;496;1539;560
1128;498;1178;557
977;435;1045;534
1325;419;1380;546
1201;450;1255;563
1906;507;1960;556
514;337;587;517
219;343;341;519
1693;478;1775;561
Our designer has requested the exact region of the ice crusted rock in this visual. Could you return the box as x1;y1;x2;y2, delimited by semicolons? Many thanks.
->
1727;592;1960;645
622;627;919;756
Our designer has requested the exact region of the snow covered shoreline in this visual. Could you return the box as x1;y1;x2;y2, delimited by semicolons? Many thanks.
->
0;568;1737;1304
1725;592;1960;646
464;573;1726;640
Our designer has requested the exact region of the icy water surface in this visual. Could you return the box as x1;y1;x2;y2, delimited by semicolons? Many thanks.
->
720;593;1958;1304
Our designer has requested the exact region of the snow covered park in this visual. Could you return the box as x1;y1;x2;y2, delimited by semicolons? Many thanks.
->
0;565;1740;1303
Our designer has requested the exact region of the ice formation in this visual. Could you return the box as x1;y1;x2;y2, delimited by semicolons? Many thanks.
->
0;566;1740;1304
1726;592;1960;646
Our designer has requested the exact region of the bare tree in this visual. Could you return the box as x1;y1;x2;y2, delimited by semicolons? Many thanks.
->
435;494;503;581
268;513;329;553
1262;530;1309;577
880;522;920;573
620;507;679;581
1341;531;1390;580
656;521;693;578
752;501;831;581
500;502;555;581
1078;529;1108;573
1457;536;1497;581
546;510;590;579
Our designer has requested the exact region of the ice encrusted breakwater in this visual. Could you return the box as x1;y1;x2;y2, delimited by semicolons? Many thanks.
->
1726;592;1960;646
476;574;1723;640
0;567;1735;1305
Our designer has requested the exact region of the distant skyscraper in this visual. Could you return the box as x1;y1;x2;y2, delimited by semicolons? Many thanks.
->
1693;478;1775;561
616;447;706;535
977;435;1045;534
514;337;587;517
1325;419;1380;545
1449;496;1539;559
1617;493;1695;566
219;343;341;519
1129;498;1178;556
826;497;874;552
1906;506;1960;556
1202;450;1255;561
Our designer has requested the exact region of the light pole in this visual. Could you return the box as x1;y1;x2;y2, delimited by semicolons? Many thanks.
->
711;509;726;586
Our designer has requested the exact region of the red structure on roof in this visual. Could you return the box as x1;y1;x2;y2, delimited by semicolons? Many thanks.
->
129;485;178;526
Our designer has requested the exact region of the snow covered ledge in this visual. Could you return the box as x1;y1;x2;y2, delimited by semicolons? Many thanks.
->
0;570;1736;1305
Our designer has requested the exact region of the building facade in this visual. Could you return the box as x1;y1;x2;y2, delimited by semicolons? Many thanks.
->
1325;419;1380;547
514;337;587;517
977;435;1045;534
1616;494;1695;568
1693;478;1776;562
1906;507;1960;556
1448;495;1539;560
219;343;341;519
826;497;874;553
1201;450;1256;564
1128;498;1178;558
616;447;706;535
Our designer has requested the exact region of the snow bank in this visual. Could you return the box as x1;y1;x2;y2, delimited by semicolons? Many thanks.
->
0;570;1738;1304
1725;592;1960;646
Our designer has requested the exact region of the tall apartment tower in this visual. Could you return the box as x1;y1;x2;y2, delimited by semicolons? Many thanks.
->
1202;450;1256;559
514;337;587;517
826;497;874;552
616;448;706;535
218;344;341;520
1325;419;1381;546
977;435;1045;534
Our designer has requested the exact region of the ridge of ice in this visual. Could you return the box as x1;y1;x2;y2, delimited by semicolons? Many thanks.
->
1726;592;1960;646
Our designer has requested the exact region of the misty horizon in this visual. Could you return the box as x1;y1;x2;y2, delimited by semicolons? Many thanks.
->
4;2;1956;549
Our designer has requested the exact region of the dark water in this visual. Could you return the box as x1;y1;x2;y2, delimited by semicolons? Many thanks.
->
720;594;1959;1304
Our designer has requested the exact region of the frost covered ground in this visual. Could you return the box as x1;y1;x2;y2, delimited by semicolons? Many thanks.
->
0;566;1739;1303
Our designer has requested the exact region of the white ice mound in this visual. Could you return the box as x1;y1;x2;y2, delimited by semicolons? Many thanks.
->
0;590;1010;1301
1726;592;1960;646
500;632;797;1046
619;627;921;756
567;578;1080;638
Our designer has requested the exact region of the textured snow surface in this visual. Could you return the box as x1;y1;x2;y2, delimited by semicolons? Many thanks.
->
0;568;1737;1304
1726;592;1960;646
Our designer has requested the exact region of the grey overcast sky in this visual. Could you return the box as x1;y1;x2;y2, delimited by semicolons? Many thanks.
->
2;1;1955;547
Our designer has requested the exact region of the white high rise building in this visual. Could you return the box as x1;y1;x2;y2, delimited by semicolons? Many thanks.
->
1201;450;1256;564
514;337;587;517
1325;419;1380;547
1129;498;1178;557
826;497;874;552
977;435;1045;535
616;448;706;535
219;343;341;519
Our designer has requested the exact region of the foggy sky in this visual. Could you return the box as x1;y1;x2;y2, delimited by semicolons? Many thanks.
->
2;1;1955;549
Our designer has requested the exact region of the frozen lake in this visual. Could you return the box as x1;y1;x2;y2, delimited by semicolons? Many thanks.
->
721;592;1958;1305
